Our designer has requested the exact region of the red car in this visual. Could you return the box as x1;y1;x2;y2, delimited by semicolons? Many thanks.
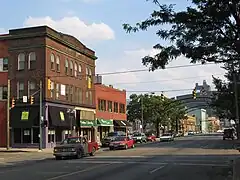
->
109;136;135;150
146;133;157;142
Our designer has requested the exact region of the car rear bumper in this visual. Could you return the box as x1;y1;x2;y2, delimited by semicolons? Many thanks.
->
53;152;77;157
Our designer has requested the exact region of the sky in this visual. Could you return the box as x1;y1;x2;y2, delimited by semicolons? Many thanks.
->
0;0;226;98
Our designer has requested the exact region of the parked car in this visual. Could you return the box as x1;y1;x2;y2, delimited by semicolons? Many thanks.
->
223;128;235;140
188;131;195;135
160;133;174;142
132;132;147;143
146;133;157;142
101;131;125;147
53;136;98;160
109;136;135;150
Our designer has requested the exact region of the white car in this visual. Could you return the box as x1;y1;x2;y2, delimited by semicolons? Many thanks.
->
160;133;174;142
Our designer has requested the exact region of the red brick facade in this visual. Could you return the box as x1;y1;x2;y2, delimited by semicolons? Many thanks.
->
0;37;9;147
95;84;126;121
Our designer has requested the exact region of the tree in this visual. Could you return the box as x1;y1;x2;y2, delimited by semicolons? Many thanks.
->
123;0;240;70
127;93;187;136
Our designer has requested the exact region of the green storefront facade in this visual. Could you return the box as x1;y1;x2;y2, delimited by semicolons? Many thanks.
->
96;119;114;140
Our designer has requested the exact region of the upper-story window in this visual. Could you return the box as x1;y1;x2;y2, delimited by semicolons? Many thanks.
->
0;86;7;100
70;61;73;76
78;64;82;79
28;52;36;70
89;91;92;105
108;101;113;112
18;53;25;70
114;102;118;113
98;99;106;111
56;56;60;72
74;62;77;77
17;81;24;98
65;60;68;75
28;81;36;97
119;103;125;113
0;58;8;71
85;67;88;80
88;68;92;80
50;54;55;70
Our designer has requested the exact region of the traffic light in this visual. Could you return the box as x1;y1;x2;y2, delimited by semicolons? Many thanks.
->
87;76;92;89
30;96;34;105
161;93;164;101
11;98;15;108
192;88;197;99
47;78;51;90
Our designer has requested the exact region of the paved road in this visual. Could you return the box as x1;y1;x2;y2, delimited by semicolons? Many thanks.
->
0;135;239;180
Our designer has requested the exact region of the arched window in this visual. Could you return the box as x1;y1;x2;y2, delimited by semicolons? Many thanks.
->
18;53;25;70
70;61;73;75
28;52;36;69
74;62;77;77
78;64;82;79
50;54;55;70
86;67;88;80
56;56;60;72
65;60;68;74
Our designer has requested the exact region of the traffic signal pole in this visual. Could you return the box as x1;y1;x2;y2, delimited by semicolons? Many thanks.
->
39;80;43;151
6;79;10;150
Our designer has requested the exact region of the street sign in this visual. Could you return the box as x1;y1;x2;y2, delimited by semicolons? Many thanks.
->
23;96;28;103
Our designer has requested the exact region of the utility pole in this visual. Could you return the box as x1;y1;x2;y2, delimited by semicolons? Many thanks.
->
39;80;43;150
6;79;10;150
233;71;240;139
141;97;143;133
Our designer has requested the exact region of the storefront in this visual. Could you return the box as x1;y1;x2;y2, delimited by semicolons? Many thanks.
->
75;107;97;142
10;105;40;148
96;119;114;140
113;120;132;134
47;105;76;146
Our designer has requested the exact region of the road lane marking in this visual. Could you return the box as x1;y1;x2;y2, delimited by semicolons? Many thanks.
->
46;163;112;180
149;166;165;174
88;156;145;158
173;162;229;167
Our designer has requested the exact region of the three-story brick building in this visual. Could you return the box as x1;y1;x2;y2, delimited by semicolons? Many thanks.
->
1;26;97;148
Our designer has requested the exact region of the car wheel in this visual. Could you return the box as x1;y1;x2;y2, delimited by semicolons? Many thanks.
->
109;147;114;151
132;144;135;148
90;147;96;156
125;144;128;150
223;138;225;140
55;156;61;160
76;151;83;159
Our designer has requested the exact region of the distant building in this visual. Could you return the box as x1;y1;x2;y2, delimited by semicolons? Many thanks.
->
180;115;196;134
176;80;215;117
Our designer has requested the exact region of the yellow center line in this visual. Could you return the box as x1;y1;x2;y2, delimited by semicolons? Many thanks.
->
46;163;112;180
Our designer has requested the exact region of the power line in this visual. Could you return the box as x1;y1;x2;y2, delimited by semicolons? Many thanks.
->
97;63;217;76
126;88;193;93
111;73;224;85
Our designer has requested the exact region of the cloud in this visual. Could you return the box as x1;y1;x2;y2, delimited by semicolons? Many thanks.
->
23;16;114;43
96;48;226;98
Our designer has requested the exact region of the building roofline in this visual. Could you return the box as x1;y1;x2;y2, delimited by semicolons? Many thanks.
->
1;26;97;60
95;83;126;93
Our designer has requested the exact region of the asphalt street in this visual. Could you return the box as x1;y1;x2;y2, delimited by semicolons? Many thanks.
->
0;134;239;180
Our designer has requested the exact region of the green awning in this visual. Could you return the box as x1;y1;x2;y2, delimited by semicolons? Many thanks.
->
80;120;96;127
97;119;113;126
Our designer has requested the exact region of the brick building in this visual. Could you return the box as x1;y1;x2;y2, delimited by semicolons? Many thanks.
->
95;83;130;140
0;36;9;147
0;26;97;148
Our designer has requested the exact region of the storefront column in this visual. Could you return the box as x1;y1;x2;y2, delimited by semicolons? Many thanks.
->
109;126;114;132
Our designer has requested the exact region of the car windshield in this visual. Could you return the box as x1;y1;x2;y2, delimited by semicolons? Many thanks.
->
133;133;141;137
60;137;81;144
107;132;118;137
114;136;126;141
162;133;171;136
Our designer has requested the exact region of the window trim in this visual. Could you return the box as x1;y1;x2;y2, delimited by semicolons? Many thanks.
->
65;60;69;74
56;56;60;72
28;52;36;69
50;53;55;70
18;53;25;70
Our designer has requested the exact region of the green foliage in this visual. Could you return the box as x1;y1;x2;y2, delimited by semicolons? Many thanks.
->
123;0;240;70
127;93;187;133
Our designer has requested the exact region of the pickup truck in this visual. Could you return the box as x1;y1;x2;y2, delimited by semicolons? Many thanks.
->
53;136;98;160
